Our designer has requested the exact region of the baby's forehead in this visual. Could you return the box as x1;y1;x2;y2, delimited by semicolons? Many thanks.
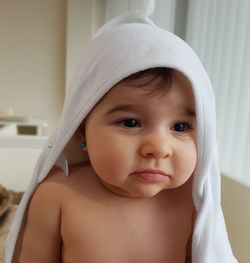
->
108;69;192;98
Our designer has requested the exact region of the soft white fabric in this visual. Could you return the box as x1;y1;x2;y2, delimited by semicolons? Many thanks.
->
6;12;238;263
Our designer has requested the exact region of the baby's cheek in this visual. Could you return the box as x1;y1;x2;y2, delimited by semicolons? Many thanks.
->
104;148;129;171
183;144;197;175
89;144;127;175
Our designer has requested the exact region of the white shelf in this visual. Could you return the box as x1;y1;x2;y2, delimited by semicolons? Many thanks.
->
0;135;48;148
0;118;48;136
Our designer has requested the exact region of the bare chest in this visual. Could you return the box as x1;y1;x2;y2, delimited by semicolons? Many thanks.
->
60;198;192;263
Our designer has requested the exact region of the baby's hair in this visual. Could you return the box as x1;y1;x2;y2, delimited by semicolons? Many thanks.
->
116;67;174;97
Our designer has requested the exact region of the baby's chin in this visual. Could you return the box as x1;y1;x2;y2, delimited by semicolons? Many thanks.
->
100;182;172;199
112;189;164;199
125;180;192;199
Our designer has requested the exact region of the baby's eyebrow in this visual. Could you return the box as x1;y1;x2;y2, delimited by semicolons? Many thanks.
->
180;108;196;118
106;104;196;118
106;104;141;114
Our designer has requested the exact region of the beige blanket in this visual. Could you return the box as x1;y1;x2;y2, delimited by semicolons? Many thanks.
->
0;205;17;262
0;186;23;261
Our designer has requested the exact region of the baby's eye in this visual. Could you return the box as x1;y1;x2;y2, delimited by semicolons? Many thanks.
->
172;122;191;132
118;118;141;128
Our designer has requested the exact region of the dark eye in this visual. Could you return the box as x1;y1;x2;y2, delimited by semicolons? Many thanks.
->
172;122;191;132
119;118;140;128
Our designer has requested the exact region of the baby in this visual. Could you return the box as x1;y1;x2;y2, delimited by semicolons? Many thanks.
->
19;68;195;263
6;12;238;263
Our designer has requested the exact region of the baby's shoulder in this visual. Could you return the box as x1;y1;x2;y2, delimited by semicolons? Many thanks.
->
37;162;99;203
25;162;95;223
41;161;91;187
30;163;87;202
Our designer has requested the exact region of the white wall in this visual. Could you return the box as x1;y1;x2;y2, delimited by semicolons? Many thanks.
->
66;0;105;88
0;0;66;135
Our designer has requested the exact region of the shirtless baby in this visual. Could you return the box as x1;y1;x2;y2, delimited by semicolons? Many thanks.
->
7;11;237;263
19;68;196;263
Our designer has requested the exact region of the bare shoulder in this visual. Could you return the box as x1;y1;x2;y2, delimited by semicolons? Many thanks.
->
25;165;73;206
24;161;96;228
38;162;93;193
19;162;94;262
19;167;65;262
24;164;72;221
41;161;103;207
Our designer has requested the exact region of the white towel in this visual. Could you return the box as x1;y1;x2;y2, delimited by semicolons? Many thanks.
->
6;12;238;263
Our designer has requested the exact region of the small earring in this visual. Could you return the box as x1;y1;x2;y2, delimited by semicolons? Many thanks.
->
80;141;87;151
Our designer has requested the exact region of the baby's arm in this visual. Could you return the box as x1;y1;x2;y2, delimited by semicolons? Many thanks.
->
19;175;62;262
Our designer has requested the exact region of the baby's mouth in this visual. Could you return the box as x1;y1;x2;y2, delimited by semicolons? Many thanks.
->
131;169;170;183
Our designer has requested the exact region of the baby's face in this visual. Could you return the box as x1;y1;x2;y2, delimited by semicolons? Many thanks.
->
84;71;197;198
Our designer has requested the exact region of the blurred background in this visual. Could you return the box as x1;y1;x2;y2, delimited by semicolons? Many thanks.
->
0;0;249;262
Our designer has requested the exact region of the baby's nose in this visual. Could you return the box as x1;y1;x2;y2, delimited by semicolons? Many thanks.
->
139;133;173;159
